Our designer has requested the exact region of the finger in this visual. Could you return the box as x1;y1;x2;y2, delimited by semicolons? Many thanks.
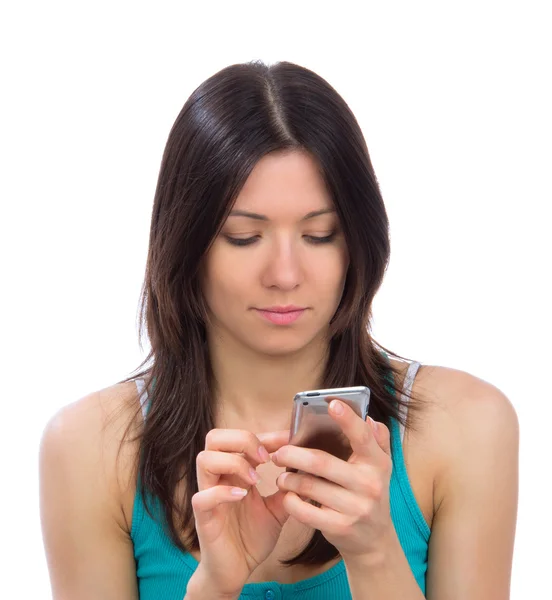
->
272;445;356;489
276;471;358;514
282;491;346;534
191;486;248;524
204;429;272;465
196;450;261;491
256;430;291;453
370;418;391;457
328;399;380;459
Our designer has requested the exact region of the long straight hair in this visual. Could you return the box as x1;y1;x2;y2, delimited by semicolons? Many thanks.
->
118;60;421;566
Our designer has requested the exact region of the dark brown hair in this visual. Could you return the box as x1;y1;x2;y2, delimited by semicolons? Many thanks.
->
118;60;421;566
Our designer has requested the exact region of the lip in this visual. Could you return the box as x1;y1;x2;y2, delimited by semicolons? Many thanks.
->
259;305;306;313
254;306;307;325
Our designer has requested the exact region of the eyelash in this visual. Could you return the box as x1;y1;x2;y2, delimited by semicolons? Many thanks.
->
224;233;337;247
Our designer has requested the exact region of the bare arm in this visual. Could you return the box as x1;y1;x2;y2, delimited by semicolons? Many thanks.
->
426;376;519;599
39;389;139;600
344;531;425;599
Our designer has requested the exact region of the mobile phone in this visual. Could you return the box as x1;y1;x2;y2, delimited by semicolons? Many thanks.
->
287;386;371;472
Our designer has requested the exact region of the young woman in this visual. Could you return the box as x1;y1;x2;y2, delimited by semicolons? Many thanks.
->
39;61;519;600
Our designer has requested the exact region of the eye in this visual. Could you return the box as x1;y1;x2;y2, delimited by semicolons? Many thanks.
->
224;235;260;247
304;232;337;244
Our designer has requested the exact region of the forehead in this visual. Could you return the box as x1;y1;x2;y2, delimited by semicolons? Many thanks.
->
232;150;333;215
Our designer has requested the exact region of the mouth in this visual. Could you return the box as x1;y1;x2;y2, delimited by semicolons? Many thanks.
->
254;306;307;325
259;305;306;313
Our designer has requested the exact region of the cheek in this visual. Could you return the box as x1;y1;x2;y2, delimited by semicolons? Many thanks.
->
311;247;349;296
202;244;251;309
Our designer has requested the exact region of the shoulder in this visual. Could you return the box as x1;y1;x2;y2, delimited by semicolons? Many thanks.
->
415;364;518;441
409;363;519;511
39;379;143;532
39;382;144;597
395;366;519;595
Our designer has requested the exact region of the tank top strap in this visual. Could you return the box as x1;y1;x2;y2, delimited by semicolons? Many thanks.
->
398;361;422;444
135;378;149;421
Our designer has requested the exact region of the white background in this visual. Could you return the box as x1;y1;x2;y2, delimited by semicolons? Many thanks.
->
1;1;550;597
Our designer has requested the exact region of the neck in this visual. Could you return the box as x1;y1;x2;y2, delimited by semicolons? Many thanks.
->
208;331;329;434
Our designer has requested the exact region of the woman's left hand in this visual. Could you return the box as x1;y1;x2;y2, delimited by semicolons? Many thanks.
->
271;399;395;564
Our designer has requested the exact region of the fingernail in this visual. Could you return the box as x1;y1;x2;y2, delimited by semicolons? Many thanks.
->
249;467;261;483
330;400;344;415
258;445;270;463
369;417;378;432
231;487;248;496
278;472;289;486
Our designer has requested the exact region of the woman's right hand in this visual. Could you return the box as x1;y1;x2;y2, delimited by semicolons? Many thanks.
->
188;428;291;598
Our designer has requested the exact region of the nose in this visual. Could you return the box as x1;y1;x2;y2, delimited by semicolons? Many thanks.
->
260;237;303;291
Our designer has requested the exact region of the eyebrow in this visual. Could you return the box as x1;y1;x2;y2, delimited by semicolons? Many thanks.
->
228;208;336;221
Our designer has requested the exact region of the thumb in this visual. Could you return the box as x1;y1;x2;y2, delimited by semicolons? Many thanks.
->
263;489;290;528
370;417;391;457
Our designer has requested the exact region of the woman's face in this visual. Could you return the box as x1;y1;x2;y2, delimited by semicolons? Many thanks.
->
203;150;349;356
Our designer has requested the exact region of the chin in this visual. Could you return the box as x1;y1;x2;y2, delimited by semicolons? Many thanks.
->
253;343;306;357
247;330;325;358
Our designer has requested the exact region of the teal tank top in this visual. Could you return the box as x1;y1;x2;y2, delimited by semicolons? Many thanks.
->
131;363;431;598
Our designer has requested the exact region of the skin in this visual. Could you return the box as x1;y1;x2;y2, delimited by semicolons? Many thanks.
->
39;150;519;600
203;149;349;431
